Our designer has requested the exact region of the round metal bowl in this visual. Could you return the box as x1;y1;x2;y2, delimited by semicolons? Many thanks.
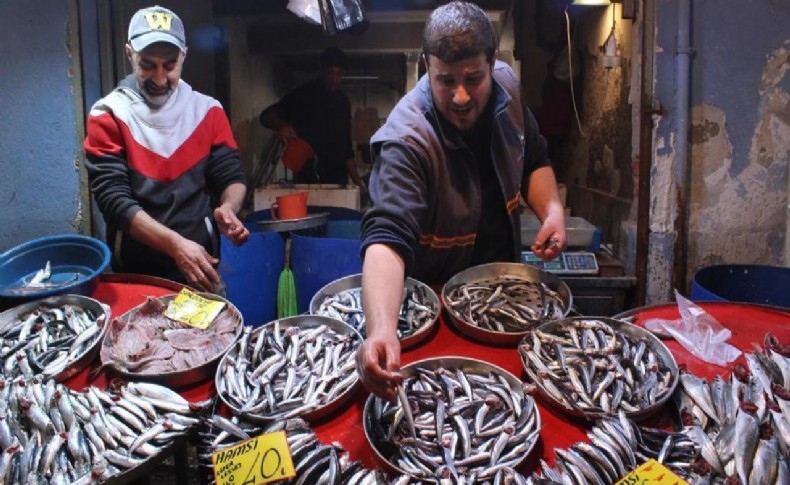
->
0;294;110;381
217;314;362;423
517;316;679;421
441;262;572;346
363;356;541;482
309;273;440;350
100;292;243;388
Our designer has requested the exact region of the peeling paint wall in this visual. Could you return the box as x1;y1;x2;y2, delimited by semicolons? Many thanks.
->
652;0;790;303
0;1;83;252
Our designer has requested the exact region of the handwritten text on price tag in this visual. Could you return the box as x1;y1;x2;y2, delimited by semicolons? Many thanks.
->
211;431;295;485
616;459;689;485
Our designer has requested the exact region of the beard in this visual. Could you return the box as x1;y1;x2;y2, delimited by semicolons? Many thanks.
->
139;79;174;108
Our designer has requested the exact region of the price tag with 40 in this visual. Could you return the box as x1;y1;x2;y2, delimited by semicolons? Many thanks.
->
211;431;295;485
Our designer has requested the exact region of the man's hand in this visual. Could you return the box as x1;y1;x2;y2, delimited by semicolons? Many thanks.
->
355;331;403;402
214;206;249;246
531;212;567;261
172;237;221;292
275;124;297;144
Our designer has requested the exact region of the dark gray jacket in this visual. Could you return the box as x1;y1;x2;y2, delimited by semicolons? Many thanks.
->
361;61;551;284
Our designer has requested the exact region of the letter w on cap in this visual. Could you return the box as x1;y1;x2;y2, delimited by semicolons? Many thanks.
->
144;11;173;31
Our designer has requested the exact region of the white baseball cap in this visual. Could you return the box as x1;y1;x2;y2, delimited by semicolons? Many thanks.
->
128;5;186;52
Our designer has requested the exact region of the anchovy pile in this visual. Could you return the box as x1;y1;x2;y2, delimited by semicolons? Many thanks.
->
314;284;438;339
518;318;676;417
535;411;700;484
197;414;389;484
675;332;790;484
0;376;202;484
0;301;106;380
444;277;565;333
100;296;240;375
368;365;540;482
217;321;360;420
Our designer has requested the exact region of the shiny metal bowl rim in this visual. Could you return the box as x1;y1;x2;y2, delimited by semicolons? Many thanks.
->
518;315;680;421
441;262;573;345
362;355;541;482
308;272;440;350
216;314;362;423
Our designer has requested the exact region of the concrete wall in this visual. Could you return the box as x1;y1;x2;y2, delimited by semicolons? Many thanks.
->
649;0;790;302
0;1;86;252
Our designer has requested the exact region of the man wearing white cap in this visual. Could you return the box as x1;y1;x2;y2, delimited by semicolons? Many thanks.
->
84;6;249;292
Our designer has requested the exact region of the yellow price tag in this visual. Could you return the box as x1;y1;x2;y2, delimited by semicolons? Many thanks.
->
211;431;295;485
163;288;226;330
616;459;690;485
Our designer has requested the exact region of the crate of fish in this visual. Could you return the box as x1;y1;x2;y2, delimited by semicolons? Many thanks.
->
100;293;243;387
441;262;572;346
216;314;362;423
0;294;110;381
363;356;541;482
310;273;440;350
518;316;679;421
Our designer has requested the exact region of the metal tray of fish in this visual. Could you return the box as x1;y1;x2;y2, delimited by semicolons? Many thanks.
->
310;273;440;350
100;293;244;388
216;315;362;423
518;316;679;421
0;294;110;381
363;356;541;482
441;262;572;346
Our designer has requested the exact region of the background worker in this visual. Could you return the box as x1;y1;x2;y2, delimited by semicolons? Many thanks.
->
259;47;364;189
355;1;567;401
84;5;249;292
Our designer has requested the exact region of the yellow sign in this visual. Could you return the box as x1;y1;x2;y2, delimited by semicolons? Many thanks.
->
211;431;295;485
616;459;690;485
164;288;226;330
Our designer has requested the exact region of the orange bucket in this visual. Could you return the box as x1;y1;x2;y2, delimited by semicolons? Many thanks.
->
282;138;314;173
271;192;308;220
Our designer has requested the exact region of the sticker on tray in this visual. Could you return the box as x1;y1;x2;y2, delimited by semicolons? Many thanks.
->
616;459;689;485
211;431;295;485
164;288;226;330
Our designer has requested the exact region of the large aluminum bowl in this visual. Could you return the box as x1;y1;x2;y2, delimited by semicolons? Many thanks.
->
100;292;243;387
518;316;679;421
310;273;439;350
363;356;541;482
441;262;572;346
0;294;110;381
217;314;361;423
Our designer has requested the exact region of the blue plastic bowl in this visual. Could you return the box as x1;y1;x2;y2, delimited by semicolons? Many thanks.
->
0;234;111;300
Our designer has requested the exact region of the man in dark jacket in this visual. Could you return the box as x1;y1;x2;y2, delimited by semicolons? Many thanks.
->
356;1;567;401
260;47;363;188
84;6;249;292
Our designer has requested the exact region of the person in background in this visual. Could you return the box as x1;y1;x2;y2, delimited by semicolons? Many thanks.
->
259;47;364;189
355;1;567;401
84;5;249;293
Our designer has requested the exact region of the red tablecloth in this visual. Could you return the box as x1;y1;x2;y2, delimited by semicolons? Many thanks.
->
310;301;790;475
62;278;790;478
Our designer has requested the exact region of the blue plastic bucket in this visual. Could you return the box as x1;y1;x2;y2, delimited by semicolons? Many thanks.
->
690;264;790;309
291;233;362;314
219;227;284;327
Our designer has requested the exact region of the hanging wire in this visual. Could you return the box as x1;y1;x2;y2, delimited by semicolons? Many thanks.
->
564;6;585;138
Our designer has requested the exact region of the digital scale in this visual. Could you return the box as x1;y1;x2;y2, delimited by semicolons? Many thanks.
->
521;250;599;275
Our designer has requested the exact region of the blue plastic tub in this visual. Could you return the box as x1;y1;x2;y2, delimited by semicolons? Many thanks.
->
291;233;362;314
690;264;790;309
0;234;110;301
219;228;284;327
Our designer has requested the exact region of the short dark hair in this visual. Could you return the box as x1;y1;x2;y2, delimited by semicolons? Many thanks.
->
422;1;496;65
320;47;347;69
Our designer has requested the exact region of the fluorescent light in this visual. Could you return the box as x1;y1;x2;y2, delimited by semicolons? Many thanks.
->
571;0;611;6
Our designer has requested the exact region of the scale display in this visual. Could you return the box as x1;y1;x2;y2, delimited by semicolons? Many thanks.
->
520;251;599;275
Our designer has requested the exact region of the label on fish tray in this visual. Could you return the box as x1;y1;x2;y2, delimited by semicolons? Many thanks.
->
615;459;689;485
164;288;226;330
211;430;295;485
